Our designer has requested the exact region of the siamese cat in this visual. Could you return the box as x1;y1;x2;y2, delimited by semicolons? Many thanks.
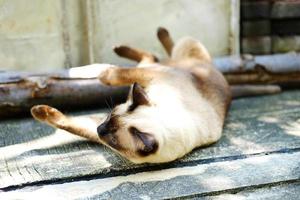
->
31;28;276;163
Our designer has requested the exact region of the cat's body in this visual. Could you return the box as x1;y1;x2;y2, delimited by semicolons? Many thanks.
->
31;28;231;163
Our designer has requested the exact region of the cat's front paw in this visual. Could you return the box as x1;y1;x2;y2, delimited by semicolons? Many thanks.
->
98;66;120;86
31;105;65;125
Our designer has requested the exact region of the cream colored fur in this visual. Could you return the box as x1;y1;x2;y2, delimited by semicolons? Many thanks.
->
172;37;211;62
119;67;222;163
31;34;228;164
106;38;225;163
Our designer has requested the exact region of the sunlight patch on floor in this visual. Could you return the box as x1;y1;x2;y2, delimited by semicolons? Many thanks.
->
281;119;300;137
0;129;86;160
258;116;280;124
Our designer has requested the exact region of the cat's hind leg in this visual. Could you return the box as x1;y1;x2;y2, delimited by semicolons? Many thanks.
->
157;27;174;56
31;105;102;143
114;45;158;65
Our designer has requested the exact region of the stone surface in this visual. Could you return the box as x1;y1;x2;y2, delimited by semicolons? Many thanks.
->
272;1;300;19
202;182;300;200
1;150;300;199
0;1;240;71
241;1;270;19
242;20;270;37
93;0;240;63
242;1;300;20
0;90;300;199
272;36;300;53
242;36;271;54
272;35;300;53
272;19;300;36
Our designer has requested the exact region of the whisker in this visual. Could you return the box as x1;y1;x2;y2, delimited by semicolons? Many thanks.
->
109;96;115;107
105;99;112;112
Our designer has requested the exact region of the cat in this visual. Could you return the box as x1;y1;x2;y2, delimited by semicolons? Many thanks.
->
31;27;232;163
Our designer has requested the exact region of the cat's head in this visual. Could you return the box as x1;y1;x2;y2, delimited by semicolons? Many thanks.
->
97;83;162;163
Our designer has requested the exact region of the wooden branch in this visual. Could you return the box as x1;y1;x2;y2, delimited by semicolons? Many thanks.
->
214;52;300;86
1;53;300;118
0;64;129;118
214;53;300;73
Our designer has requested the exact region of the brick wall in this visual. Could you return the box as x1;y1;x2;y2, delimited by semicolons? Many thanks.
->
241;0;300;54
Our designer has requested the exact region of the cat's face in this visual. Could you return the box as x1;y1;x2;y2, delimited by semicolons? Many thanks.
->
97;83;160;163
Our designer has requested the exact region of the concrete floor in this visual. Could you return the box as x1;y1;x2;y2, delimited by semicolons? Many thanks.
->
0;90;300;199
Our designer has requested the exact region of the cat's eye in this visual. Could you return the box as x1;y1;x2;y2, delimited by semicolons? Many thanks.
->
129;126;139;135
129;126;158;156
111;136;117;145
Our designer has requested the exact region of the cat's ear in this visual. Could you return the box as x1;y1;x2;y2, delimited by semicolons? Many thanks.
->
128;83;150;111
130;127;158;156
132;82;149;106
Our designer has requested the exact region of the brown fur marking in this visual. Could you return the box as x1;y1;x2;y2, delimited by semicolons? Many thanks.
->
129;127;158;157
31;105;101;143
157;27;174;56
31;105;65;124
114;45;158;63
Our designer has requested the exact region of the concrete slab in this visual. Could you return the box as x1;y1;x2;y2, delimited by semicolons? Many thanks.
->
0;90;299;197
1;150;300;199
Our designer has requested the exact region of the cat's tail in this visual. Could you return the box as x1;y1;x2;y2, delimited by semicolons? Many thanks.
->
171;37;212;63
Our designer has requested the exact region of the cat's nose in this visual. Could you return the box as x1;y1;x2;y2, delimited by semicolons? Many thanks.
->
97;113;112;137
97;122;109;137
